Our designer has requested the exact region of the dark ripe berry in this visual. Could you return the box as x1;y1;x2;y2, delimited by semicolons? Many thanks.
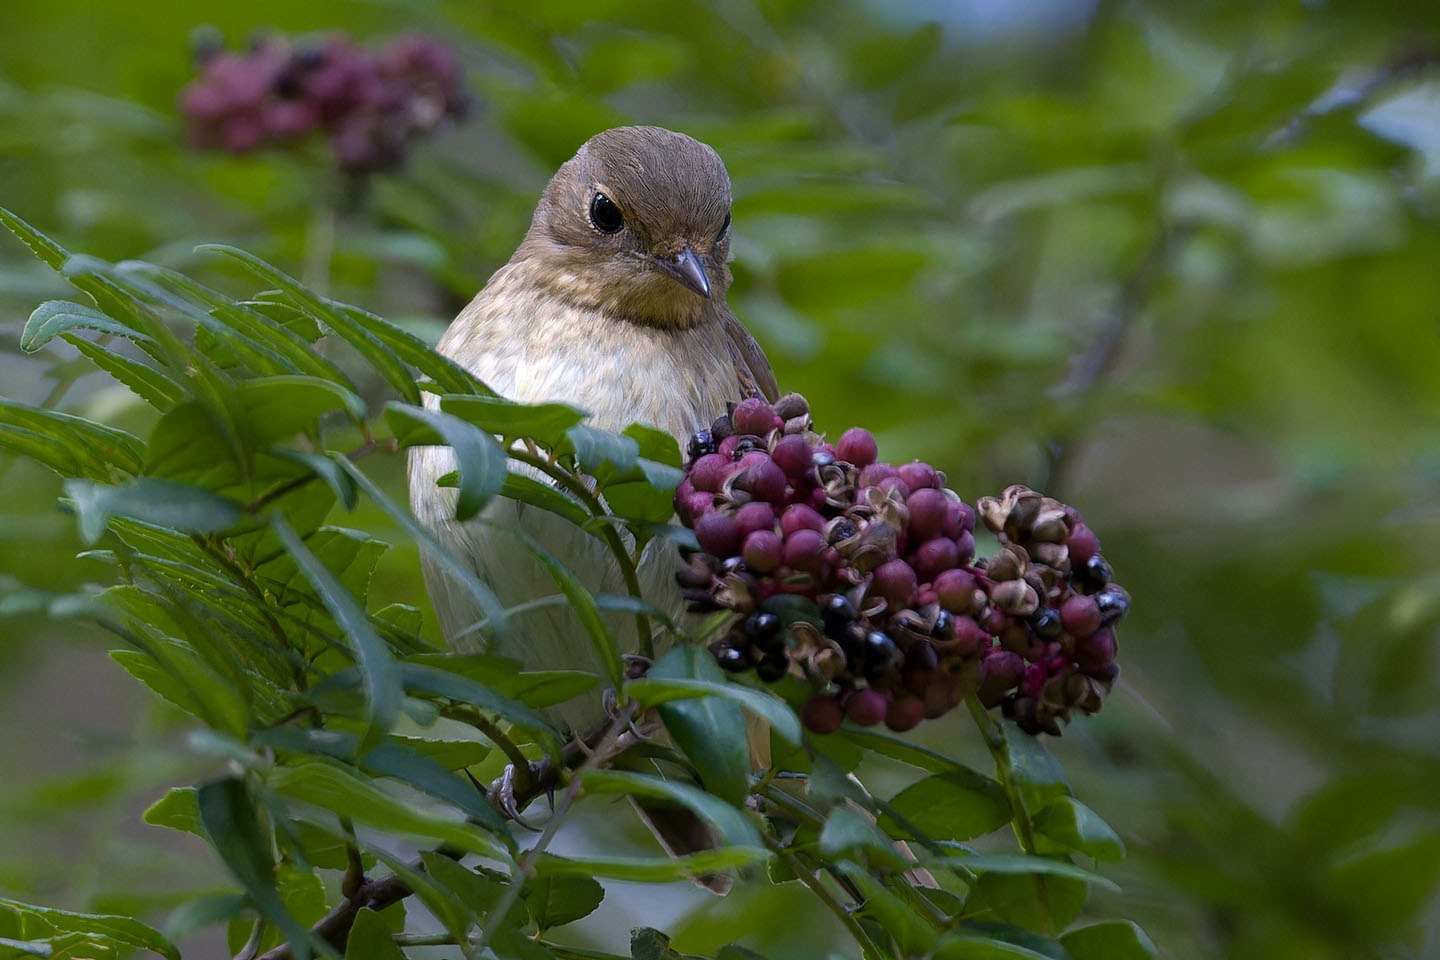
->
732;398;777;437
801;694;844;734
720;555;746;575
943;500;976;539
838;621;868;656
781;504;825;537
742;530;784;573
687;430;716;462
953;530;976;566
771;434;813;478
876;476;911;501
858;462;897;488
735;501;777;539
825;516;859;545
836;428;879;468
922;675;959;718
932;610;954;638
710;414;734;441
845;688;888;726
978;650;1025;707
744;611;783;641
912;537;961;583
695;511;740;557
1066;523;1100;566
907;640;940;674
1095;588;1130;625
820;594;858;637
755;653;790;683
885;695;925;732
1082;659;1120;684
897;461;940;491
1076;627;1116;668
872;558;918;609
951;616;989;658
862;631;904;681
1030;608;1063;641
783;528;827;573
689;453;731;493
710;643;751;673
1010;695;1042;735
811;449;837;469
1060;595;1102;638
1075;555;1114;593
906;488;949;540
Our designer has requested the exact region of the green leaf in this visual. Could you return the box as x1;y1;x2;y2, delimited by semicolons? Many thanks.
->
0;398;145;480
1002;722;1072;813
62;334;184;410
197;244;422;404
582;769;763;848
841;726;986;775
162;893;247;943
533;848;768;883
836;862;938;955
441;395;586;446
624;675;802;745
333;456;508;646
333;302;489;396
818;806;908;870
344;909;405;960
269;448;358;511
110;643;248;738
266;760;510;860
143;787;201;837
388;735;490;770
399;662;560;756
272;514;400;750
0;897;180;960
928;854;1119;892
524;873;604;931
964;870;1089;934
1031;797;1125;862
559;424;639;484
405;653;599;709
386;402;507;522
643;647;750;805
881;771;1012;843
237;376;366;446
1059;921;1155;960
196;778;314;960
934;933;1067;960
66;477;242;543
496;473;590;527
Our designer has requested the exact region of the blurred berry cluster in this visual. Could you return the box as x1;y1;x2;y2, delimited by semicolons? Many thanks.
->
181;32;468;173
674;394;1129;737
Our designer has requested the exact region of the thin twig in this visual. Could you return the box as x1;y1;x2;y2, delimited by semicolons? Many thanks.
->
764;834;885;960
966;697;1038;855
474;703;640;953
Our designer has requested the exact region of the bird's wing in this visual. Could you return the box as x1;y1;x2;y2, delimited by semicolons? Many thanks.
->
722;312;779;402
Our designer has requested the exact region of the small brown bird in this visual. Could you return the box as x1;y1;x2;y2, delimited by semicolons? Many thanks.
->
409;126;777;729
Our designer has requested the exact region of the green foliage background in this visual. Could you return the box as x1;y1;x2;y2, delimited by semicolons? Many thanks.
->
2;1;1439;957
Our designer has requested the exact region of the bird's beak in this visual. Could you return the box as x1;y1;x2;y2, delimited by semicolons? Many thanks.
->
655;245;712;299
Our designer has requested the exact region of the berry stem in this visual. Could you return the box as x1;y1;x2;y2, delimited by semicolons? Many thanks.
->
965;696;1040;856
509;448;655;658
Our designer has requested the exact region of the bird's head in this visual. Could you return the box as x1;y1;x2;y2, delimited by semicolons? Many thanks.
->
518;125;734;329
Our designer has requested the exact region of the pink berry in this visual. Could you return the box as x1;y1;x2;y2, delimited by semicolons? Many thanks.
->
742;458;788;504
953;531;975;565
858;462;896;488
734;501;777;539
685;492;715;521
801;694;844;734
943;501;976;538
876;476;911;501
872;558;918;609
951;616;989;658
1076;627;1116;668
906;488;949;540
897;461;939;491
934;569;978;613
689;453;730;493
771;434;813;478
780;504;825;536
884;695;925;732
718;434;747;460
1060;595;1102;638
912;537;960;583
732;398;777;437
694;511;740;557
1067;523;1100;566
837;428;878;468
978;650;1025;707
783;528;826;573
743;530;784;572
845;688;887;726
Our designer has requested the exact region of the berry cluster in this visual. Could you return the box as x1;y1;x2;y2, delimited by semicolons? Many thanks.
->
181;33;468;172
674;394;1128;737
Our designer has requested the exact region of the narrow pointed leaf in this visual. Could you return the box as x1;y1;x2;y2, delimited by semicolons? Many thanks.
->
385;403;506;521
63;335;184;409
581;769;763;848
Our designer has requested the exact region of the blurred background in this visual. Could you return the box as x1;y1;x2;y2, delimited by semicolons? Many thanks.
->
3;1;1440;957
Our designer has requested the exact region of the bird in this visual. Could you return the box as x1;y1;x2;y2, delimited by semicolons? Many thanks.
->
408;126;777;732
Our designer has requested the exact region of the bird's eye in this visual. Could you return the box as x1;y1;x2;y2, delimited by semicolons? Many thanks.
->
718;211;731;240
588;193;624;234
